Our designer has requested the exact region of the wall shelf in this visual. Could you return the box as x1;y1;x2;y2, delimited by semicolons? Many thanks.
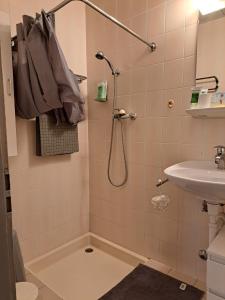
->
186;107;225;119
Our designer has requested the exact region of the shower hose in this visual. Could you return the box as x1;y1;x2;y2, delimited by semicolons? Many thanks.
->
107;74;128;187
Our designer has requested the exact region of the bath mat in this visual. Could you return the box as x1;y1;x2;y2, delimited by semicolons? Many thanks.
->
99;264;204;300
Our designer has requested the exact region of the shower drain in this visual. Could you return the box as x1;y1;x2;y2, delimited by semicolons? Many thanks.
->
85;248;94;253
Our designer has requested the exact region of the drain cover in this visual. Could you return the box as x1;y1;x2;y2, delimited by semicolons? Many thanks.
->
85;248;94;253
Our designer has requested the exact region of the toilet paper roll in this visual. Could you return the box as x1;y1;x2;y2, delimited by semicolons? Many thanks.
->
151;194;170;211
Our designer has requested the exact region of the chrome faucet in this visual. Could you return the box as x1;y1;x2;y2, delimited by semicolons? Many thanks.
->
215;145;225;169
113;108;137;120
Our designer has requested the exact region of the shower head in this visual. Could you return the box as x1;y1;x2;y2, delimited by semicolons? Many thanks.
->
95;51;105;60
95;51;119;76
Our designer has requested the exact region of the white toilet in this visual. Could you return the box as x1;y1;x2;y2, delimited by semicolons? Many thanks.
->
16;282;38;300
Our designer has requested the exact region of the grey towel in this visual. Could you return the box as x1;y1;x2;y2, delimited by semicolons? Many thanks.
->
13;12;85;125
12;17;62;119
40;10;85;125
36;113;79;156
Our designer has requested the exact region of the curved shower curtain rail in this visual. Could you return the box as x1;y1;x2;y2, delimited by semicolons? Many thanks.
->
47;0;157;52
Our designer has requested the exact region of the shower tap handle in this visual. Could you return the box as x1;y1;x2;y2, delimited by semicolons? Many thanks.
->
214;145;225;155
129;112;137;120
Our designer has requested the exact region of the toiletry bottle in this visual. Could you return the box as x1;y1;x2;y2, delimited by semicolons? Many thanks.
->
190;87;200;108
95;81;108;102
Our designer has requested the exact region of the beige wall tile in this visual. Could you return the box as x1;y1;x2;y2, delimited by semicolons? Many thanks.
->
166;0;186;32
146;34;165;65
147;90;165;117
117;70;132;96
130;0;148;18
185;1;199;26
165;28;185;61
145;117;163;143
161;116;182;143
159;240;178;269
148;0;166;9
130;93;147;118
116;24;132;70
163;88;184;116
145;238;161;261
8;0;212;288
131;66;148;94
131;12;147;38
148;3;166;37
185;24;198;57
116;0;132;22
164;59;184;89
147;63;165;91
183;56;196;87
9;0;89;262
87;0;210;284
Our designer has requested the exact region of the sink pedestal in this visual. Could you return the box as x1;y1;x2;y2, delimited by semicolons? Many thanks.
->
206;202;225;243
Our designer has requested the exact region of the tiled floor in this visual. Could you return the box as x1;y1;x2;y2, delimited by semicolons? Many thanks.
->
35;246;133;300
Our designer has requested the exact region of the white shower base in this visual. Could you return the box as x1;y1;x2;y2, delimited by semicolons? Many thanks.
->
26;233;146;300
26;233;206;300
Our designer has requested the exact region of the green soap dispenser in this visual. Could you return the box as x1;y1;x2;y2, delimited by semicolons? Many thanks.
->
96;81;108;102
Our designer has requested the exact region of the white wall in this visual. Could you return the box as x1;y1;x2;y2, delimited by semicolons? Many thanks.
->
8;0;89;262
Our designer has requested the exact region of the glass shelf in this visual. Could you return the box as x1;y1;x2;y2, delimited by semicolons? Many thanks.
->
186;107;225;118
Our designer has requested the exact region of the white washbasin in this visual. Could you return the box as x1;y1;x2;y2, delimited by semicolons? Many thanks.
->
164;161;225;203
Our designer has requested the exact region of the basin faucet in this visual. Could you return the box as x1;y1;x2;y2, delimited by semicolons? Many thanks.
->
214;145;225;169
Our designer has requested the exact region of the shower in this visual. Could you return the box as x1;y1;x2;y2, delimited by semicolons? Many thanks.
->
95;51;117;76
95;51;136;187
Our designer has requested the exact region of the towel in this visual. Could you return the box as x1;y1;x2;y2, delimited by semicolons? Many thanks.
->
36;113;79;156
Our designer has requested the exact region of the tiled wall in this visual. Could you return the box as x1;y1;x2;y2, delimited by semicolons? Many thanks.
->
87;0;225;282
0;0;9;13
8;0;89;262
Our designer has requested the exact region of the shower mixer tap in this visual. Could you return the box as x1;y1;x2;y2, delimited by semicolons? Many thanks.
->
113;108;137;120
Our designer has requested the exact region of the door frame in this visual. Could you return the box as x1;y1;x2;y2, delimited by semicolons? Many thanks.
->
0;42;16;299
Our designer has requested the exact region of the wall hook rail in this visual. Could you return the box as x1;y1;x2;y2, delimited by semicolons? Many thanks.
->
156;178;169;188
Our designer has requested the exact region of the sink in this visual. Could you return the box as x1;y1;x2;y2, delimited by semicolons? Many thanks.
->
164;161;225;204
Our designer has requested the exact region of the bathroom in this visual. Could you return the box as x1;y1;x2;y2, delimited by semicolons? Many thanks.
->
0;0;225;299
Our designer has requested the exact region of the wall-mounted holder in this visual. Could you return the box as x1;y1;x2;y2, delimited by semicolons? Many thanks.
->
196;75;219;93
156;178;169;187
152;178;170;211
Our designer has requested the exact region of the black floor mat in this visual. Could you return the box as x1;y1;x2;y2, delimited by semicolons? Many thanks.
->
99;264;204;300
